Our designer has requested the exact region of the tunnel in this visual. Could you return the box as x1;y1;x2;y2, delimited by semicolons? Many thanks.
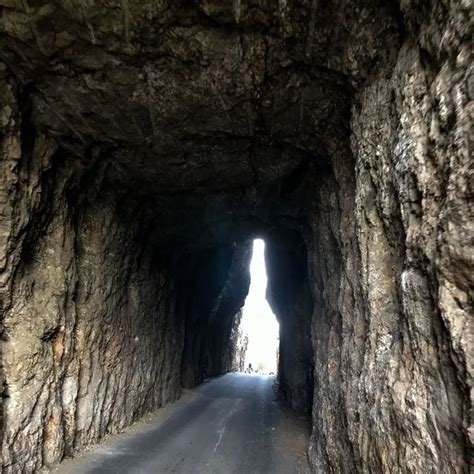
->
0;1;472;473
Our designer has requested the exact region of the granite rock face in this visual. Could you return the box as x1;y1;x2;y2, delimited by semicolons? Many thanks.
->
306;2;472;471
179;241;252;387
0;1;472;472
226;310;249;373
0;80;252;470
266;230;314;414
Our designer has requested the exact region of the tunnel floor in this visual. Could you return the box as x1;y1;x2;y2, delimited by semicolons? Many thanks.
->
48;374;311;474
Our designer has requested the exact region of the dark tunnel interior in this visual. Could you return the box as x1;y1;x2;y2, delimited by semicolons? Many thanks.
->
0;1;471;472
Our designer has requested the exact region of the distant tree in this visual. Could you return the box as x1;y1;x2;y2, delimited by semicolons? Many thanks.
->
257;361;265;372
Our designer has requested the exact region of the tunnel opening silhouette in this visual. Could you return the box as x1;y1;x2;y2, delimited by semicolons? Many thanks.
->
240;239;279;376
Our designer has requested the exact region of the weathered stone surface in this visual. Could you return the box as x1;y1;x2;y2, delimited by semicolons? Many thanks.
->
227;310;249;373
305;1;472;472
0;0;471;473
0;120;184;470
266;230;313;414
0;80;253;470
178;241;252;387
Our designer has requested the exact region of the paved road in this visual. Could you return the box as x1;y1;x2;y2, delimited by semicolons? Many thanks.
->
53;373;311;474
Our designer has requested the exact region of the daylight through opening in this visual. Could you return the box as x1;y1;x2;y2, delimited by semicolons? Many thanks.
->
240;239;279;375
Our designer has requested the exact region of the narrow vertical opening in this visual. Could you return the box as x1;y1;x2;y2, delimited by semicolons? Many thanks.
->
240;239;279;375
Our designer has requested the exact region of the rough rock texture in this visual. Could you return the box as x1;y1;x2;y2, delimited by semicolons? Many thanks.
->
0;87;184;469
178;241;252;387
226;310;249;373
0;1;472;473
266;230;313;413
306;1;473;472
0;79;252;471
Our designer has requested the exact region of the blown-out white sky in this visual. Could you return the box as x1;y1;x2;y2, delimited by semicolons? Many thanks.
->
240;239;279;373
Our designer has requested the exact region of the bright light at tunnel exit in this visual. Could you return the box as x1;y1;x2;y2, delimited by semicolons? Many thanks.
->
240;239;279;374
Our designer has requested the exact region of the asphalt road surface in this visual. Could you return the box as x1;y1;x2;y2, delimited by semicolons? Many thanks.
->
52;373;311;474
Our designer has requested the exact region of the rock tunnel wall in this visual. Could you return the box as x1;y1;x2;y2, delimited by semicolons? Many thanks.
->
0;0;472;473
178;241;251;387
0;81;252;471
265;232;313;414
305;1;472;472
0;84;184;470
